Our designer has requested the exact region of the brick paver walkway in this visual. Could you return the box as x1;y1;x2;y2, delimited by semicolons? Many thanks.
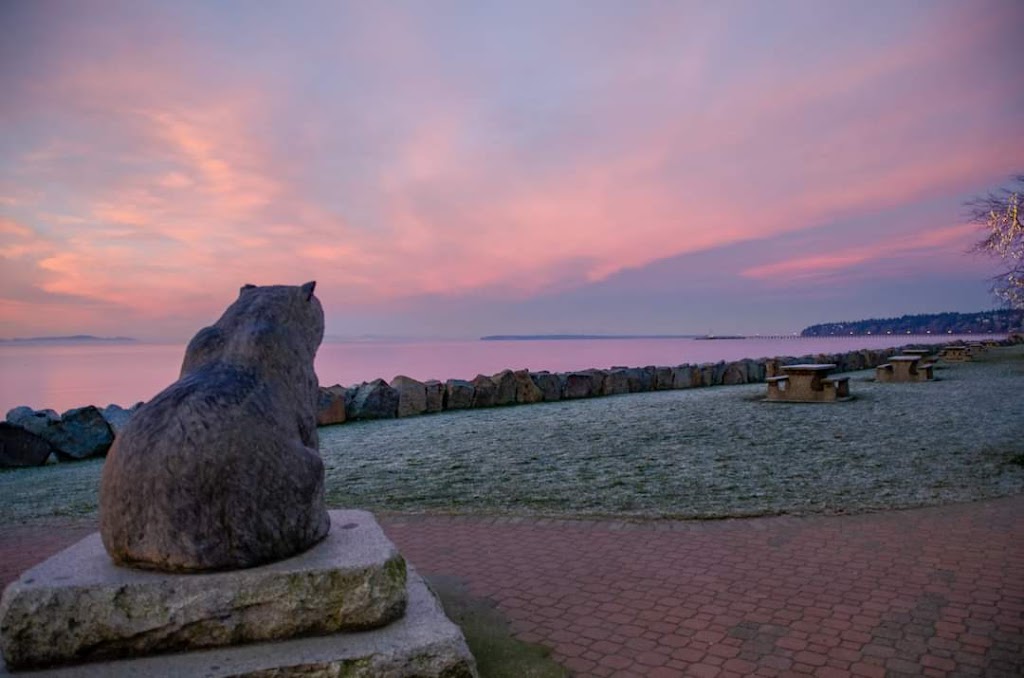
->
380;499;1024;678
2;497;1022;677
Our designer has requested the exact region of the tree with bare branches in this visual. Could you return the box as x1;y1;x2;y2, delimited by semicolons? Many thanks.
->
966;174;1024;309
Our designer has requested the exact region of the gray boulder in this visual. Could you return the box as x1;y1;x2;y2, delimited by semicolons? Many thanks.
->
513;370;544;404
99;282;329;572
490;370;517;406
317;385;348;426
746;359;766;383
8;406;113;459
654;367;675;390
347;379;399;420
530;372;562;401
391;375;427;418
0;422;53;467
444;379;475;410
51;406;114;459
563;369;605;399
470;375;497;407
603;369;630;395
424;380;445;413
845;352;865;371
671;365;697;389
101;404;137;436
721;362;748;385
6;406;59;439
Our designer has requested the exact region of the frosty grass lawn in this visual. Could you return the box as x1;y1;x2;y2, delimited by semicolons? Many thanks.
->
3;347;1022;525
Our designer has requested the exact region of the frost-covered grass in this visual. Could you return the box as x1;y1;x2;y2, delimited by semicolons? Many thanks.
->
3;347;1022;525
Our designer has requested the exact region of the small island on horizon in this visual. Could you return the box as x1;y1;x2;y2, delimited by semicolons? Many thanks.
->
0;335;138;345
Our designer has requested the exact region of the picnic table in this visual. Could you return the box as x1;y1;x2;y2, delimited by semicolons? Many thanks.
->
766;363;850;402
901;348;934;361
876;355;934;383
939;345;971;362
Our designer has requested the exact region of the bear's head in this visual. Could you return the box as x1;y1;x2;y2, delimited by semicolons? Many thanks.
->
181;281;324;377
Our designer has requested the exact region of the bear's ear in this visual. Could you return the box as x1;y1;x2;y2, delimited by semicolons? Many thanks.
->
301;281;316;301
239;284;256;296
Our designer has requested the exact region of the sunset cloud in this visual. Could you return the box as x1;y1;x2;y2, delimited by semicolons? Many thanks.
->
1;0;1021;338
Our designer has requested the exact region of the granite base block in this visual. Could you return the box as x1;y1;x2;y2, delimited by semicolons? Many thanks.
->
0;511;407;670
0;569;477;677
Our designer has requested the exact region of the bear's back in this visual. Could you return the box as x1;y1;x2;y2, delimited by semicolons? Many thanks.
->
99;282;329;571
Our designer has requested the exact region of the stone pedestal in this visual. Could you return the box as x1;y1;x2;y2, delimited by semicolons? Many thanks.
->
0;511;477;677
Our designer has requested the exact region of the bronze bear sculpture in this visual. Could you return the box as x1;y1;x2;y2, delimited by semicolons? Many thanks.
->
100;282;330;571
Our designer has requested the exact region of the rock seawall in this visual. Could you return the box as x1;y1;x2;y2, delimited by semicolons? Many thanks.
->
3;338;1018;467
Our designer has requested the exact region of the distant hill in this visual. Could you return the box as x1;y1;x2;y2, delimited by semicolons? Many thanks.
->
0;335;138;345
801;310;1023;336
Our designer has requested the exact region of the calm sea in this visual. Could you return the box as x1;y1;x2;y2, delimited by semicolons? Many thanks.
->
0;335;995;413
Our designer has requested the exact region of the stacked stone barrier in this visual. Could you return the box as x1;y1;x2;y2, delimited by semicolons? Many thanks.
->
3;337;1021;467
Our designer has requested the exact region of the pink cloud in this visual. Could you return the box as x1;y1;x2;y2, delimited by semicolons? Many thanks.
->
741;224;980;283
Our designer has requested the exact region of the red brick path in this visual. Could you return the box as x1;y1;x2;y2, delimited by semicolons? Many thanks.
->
380;498;1024;678
2;498;1022;677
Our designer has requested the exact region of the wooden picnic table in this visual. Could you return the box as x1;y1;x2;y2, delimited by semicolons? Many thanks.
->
767;363;850;402
876;355;934;383
939;345;971;362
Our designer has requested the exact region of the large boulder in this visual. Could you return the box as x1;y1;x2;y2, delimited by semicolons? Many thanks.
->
746;359;767;383
53;406;114;459
317;385;348;426
563;370;605;399
654;367;675;390
423;380;445;413
671;365;697;389
100;282;329;572
8;405;113;459
513;370;544;404
721;361;748;385
6;406;59;440
347;379;399;420
391;375;427;418
0;422;53;467
603;369;631;396
470;375;497;407
531;372;562;401
444;379;475;410
625;367;656;393
100;403;140;436
490;370;517;406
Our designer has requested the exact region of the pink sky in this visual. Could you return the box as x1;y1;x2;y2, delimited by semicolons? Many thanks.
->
1;1;1022;340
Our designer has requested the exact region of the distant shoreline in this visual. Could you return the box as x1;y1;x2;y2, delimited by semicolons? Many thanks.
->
0;335;138;346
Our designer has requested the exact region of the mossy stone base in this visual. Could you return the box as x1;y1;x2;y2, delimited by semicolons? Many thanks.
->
0;510;407;670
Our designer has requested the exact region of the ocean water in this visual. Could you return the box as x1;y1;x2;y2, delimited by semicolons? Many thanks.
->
0;334;996;413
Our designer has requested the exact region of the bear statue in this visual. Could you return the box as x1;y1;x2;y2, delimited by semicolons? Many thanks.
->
99;282;330;571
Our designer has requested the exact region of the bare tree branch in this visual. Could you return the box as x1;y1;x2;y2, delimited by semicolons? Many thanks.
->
965;174;1024;309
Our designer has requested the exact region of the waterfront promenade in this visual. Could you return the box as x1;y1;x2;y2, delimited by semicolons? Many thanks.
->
3;497;1022;677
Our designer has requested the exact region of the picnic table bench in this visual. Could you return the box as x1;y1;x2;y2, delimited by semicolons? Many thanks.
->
767;364;850;402
876;355;934;383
